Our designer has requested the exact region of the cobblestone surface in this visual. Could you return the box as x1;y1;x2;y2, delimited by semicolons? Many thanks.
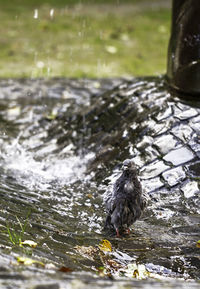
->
163;146;195;166
64;77;199;198
28;76;199;199
162;167;186;187
0;76;199;210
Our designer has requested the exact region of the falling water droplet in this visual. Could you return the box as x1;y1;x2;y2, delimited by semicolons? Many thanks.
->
50;9;54;19
36;61;45;69
34;9;38;19
47;66;51;76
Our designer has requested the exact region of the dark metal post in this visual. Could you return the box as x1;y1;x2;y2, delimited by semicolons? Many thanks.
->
167;0;200;95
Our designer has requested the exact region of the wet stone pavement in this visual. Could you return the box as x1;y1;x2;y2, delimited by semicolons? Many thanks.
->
0;77;199;288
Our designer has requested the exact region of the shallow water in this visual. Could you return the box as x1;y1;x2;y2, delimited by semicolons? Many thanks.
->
0;77;199;289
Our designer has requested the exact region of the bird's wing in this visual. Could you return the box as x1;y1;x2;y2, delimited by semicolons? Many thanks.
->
141;191;149;209
103;185;116;213
103;185;112;203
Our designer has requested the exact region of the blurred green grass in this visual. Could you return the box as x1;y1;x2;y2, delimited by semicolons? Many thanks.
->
0;0;171;78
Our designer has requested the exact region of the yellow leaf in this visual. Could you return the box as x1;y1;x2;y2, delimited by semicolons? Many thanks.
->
16;257;44;267
45;113;57;120
20;240;37;248
98;239;112;252
87;194;93;199
197;240;200;248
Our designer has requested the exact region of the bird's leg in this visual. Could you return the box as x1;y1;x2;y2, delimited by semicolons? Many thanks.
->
116;228;120;238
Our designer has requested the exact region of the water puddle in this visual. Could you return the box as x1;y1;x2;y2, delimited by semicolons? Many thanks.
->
0;77;199;288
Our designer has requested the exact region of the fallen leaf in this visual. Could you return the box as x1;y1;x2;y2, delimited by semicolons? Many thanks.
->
98;266;105;271
58;266;73;273
45;113;57;120
99;239;112;252
74;245;98;261
87;194;93;199
20;240;37;248
196;240;200;248
16;257;44;267
106;259;123;271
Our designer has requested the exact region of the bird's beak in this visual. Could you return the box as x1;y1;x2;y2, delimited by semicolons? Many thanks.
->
122;163;129;170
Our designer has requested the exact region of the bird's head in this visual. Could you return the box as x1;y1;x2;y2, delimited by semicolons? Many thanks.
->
122;159;137;174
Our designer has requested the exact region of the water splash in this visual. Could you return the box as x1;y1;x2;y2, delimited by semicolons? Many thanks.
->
2;135;95;190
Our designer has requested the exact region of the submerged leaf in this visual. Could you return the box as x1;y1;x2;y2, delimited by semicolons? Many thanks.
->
20;240;37;248
16;257;44;267
99;240;112;252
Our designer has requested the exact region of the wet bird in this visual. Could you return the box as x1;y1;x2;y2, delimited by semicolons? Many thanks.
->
103;159;147;237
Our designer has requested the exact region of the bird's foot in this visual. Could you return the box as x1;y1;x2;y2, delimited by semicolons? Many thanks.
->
123;228;133;235
115;228;132;237
126;228;131;234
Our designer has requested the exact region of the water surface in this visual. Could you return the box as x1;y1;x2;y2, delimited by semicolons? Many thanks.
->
0;77;199;289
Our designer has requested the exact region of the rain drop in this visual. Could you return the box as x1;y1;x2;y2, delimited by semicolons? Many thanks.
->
34;9;38;19
50;9;54;19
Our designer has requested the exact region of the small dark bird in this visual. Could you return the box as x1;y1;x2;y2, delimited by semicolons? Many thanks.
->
103;159;146;237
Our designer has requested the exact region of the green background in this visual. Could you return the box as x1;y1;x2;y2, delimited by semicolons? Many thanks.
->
0;0;171;78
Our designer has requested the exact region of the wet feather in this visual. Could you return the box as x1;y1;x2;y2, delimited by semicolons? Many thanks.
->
103;159;147;236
